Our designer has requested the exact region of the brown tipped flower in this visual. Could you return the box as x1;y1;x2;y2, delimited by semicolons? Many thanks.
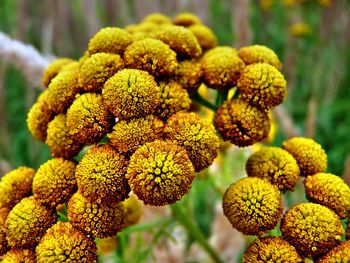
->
124;38;178;78
33;158;77;208
0;167;35;209
237;63;287;109
127;140;195;206
78;52;124;92
315;240;350;262
0;208;10;256
214;99;271;147
108;115;164;155
36;222;97;263
102;69;161;120
242;237;304;263
222;177;282;236
42;58;74;87
2;249;35;263
188;24;217;51
6;197;56;249
123;195;143;228
175;59;203;92
282;137;327;176
142;13;171;25
281;203;344;258
173;13;202;27
304;172;350;218
164;112;219;172
68;192;125;238
246;146;300;191
76;144;130;203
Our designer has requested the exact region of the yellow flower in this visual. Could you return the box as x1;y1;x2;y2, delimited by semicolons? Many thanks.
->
282;137;327;176
42;58;74;87
175;59;203;92
202;46;237;58
304;172;350;218
223;177;282;236
0;207;10;256
126;140;195;206
173;13;202;27
97;236;118;255
32;158;77;208
281;203;344;258
142;13;171;25
122;195;143;228
2;249;35;263
316;240;350;263
36;222;97;263
238;45;282;70
164;112;219;172
289;22;312;37
125;22;161;35
242;237;304;263
246;146;300;191
259;0;276;11
188;24;218;51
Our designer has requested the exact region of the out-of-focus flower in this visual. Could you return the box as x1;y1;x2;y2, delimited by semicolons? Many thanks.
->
188;24;218;51
0;207;9;256
289;22;312;37
127;140;195;206
281;203;344;258
122;195;143;228
2;249;35;263
142;13;171;25
222;177;282;236
238;45;282;70
259;0;276;11
318;0;332;7
175;59;202;92
173;13;202;27
316;240;350;262
97;236;118;255
42;58;74;87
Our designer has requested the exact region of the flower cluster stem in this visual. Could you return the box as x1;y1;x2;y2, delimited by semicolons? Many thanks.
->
191;92;217;111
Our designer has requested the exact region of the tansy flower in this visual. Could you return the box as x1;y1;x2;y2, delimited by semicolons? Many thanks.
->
246;146;300;191
2;249;35;263
173;13;202;27
0;207;10;255
78;52;124;92
122;195;143;228
289;22;312;37
32;158;77;208
42;58;74;87
214;99;271;147
282;137;327;176
202;46;237;58
315;240;350;263
175;59;203;92
238;45;282;70
102;69;161;120
67;192;125;238
36;222;97;263
97;236;118;255
6;197;57;249
127;140;195;206
304;172;350;218
237;63;287;109
188;24;217;51
222;177;282;236
142;13;171;25
164;112;219;172
281;203;344;258
242;237;304;263
76;144;130;203
125;22;161;35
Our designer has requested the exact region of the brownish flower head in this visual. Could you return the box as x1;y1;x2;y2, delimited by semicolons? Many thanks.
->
68;192;125;238
315;240;350;263
102;69;161;120
175;59;203;92
36;222;97;263
222;177;282;236
246;146;300;191
214;99;271;147
2;249;35;263
33;158;77;208
142;13;171;25
122;195;143;228
42;58;74;87
127;140;195;206
0;207;10;256
281;203;344;258
76;144;130;203
282;137;327;176
188;24;218;51
173;13;202;27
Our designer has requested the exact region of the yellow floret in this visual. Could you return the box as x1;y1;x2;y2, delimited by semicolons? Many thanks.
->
0;207;9;256
2;249;35;263
238;45;282;69
42;58;74;87
175;59;203;92
123;195;143;228
142;13;171;25
188;24;218;50
173;13;202;27
316;240;350;263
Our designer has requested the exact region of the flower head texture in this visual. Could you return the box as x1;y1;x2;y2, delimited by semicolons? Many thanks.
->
246;146;300;191
142;13;171;25
237;63;287;109
2;249;35;263
214;99;271;147
281;203;344;258
238;45;282;70
127;140;195;206
42;58;74;87
282;137;327;176
33;158;77;208
102;69;161;120
76;144;130;203
222;177;282;236
36;222;97;263
173;13;202;27
0;207;9;256
315;241;350;263
175;59;203;92
304;172;350;218
188;24;217;51
123;195;143;228
242;237;304;263
202;46;237;58
164;112;219;172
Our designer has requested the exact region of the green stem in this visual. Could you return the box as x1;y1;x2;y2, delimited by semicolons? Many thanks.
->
191;92;217;111
215;90;229;108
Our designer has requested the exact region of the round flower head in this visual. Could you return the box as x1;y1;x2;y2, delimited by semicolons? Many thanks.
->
175;59;203;92
88;27;132;55
304;172;350;218
202;46;237;58
66;93;114;144
76;144;130;203
246;147;300;191
188;24;218;51
46;114;82;159
0;207;10;256
142;13;171;25
164;112;219;172
108;115;164;155
123;195;143;228
173;13;202;27
78;52;124;92
214;99;271;147
237;63;287;109
67;192;125;238
315;240;350;263
6;197;57;249
222;177;282;236
281;203;344;258
33;158;77;208
242;237;304;263
125;22;161;35
127;140;195;206
2;249;35;263
42;58;74;87
102;69;161;120
0;166;35;209
238;44;282;70
124;38;178;78
282;137;327;176
36;222;97;263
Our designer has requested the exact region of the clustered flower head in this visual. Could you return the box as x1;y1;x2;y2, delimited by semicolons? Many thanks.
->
315;240;350;262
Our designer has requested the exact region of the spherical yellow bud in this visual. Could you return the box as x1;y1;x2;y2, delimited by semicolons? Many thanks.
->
0;207;10;255
238;45;282;70
125;22;161;35
173;13;202;27
123;195;143;228
2;249;35;263
222;177;282;236
42;58;74;87
315;240;350;263
202;46;237;58
142;13;171;25
175;59;203;92
188;24;218;50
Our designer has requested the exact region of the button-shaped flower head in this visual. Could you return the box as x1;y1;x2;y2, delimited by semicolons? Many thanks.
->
0;208;9;255
2;249;35;263
188;24;218;51
315;240;350;263
238;45;282;70
173;13;202;27
175;59;203;92
123;195;143;228
42;58;74;87
142;13;171;25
